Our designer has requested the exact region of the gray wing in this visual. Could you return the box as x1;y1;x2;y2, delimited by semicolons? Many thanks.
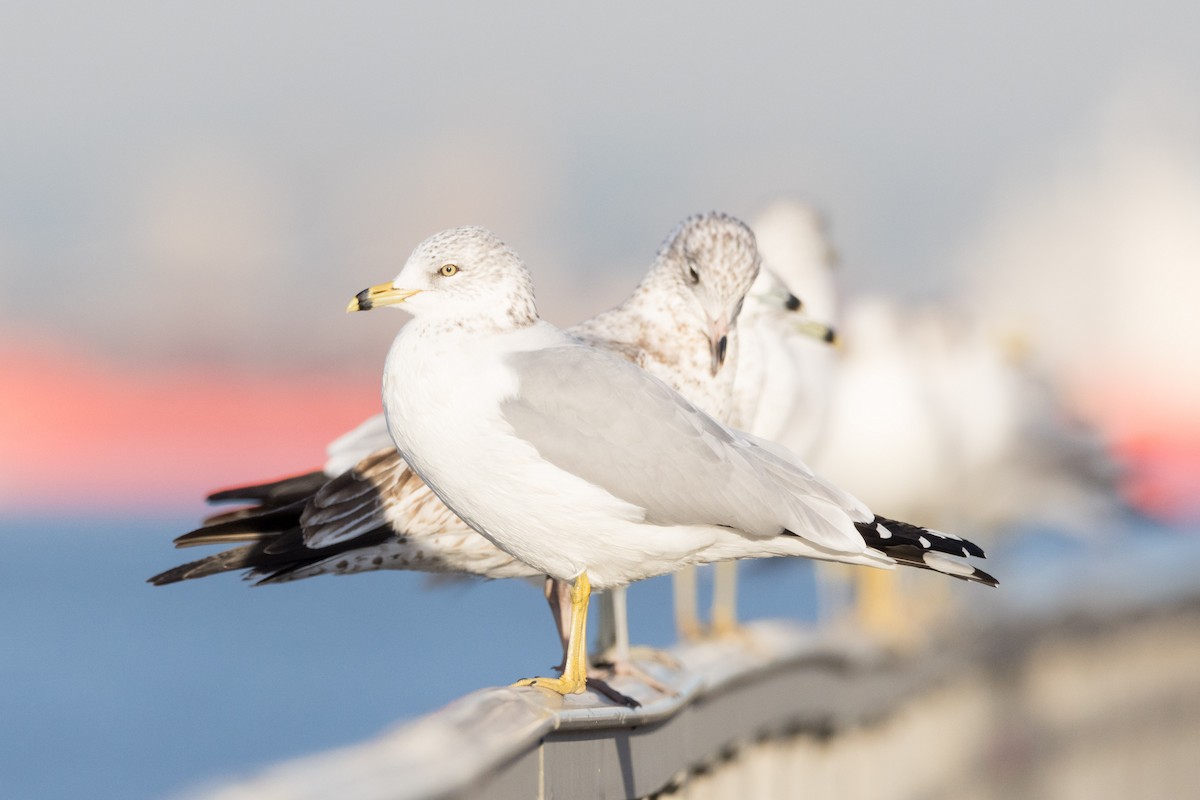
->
324;414;394;476
502;345;869;552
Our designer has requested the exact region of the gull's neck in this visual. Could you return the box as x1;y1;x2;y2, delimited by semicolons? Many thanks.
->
626;261;689;311
403;300;539;340
574;282;691;348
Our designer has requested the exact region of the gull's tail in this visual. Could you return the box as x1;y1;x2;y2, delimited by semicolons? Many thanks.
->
148;543;264;585
206;470;328;507
173;501;308;547
149;455;401;586
148;523;396;586
856;516;998;587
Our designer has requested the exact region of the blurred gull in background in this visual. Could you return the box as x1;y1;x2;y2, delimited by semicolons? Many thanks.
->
735;201;840;454
722;204;1132;643
813;300;1125;538
962;85;1200;522
807;247;1136;641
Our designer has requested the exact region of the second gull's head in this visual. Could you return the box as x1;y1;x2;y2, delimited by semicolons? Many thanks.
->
643;212;761;375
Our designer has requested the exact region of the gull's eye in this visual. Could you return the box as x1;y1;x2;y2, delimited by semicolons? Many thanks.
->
439;264;459;277
687;265;700;284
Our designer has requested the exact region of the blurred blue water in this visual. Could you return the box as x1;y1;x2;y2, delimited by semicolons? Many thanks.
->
0;514;824;800
4;512;1197;799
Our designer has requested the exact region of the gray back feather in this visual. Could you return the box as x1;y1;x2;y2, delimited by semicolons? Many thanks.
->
501;344;868;551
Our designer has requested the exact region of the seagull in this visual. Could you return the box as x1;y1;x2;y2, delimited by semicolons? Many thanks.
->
736;201;840;453
684;201;841;638
349;225;997;698
150;212;768;691
808;299;1120;639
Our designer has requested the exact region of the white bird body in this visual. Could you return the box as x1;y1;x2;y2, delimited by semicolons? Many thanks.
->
383;314;886;589
381;322;621;582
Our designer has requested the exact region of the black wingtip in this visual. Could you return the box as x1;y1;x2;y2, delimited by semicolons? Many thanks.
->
972;567;1000;588
206;471;326;505
864;516;988;559
174;500;310;548
855;516;997;587
147;564;191;586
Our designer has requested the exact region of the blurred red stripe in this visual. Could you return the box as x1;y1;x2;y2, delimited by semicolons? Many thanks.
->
1068;379;1200;523
0;339;380;513
5;338;1196;523
1116;437;1200;523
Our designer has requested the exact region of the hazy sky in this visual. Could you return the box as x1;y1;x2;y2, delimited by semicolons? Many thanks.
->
2;1;1198;369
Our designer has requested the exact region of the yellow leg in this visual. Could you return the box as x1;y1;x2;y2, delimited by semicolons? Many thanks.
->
673;566;704;641
854;568;916;647
516;572;591;696
710;561;740;637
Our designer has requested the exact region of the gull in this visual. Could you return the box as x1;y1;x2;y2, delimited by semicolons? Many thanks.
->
349;225;997;698
808;299;1121;641
735;201;840;453
682;201;841;638
813;300;1125;530
150;212;765;691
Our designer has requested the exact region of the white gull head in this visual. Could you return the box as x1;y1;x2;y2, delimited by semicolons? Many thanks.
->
350;226;538;333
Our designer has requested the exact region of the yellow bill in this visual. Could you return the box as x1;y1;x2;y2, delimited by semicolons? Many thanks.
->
347;283;422;313
793;317;839;346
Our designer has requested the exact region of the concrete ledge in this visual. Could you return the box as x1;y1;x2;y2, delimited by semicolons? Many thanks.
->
183;621;958;800
181;533;1200;800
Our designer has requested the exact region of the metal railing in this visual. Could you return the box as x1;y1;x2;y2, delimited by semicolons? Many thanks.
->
182;534;1200;800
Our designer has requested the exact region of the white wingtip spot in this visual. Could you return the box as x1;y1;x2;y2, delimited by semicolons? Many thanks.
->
927;526;962;541
876;523;892;539
923;552;976;577
919;536;932;548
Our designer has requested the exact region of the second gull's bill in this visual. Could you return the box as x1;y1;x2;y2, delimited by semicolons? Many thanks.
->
350;226;997;698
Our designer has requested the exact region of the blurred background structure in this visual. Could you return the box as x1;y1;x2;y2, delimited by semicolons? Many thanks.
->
2;3;1199;798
